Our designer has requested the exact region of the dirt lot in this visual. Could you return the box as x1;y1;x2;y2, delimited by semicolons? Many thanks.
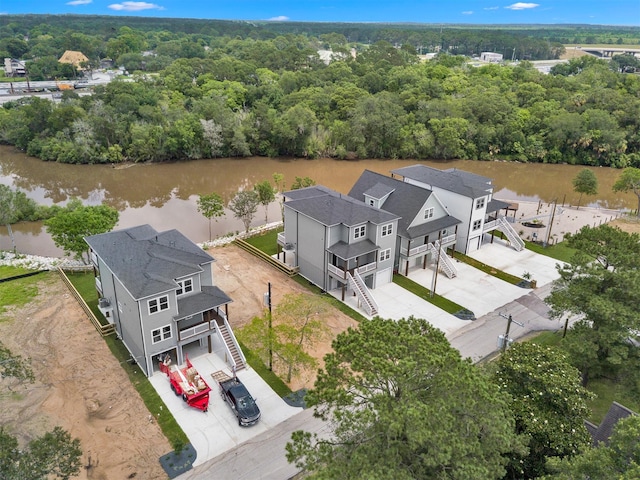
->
0;275;171;480
0;244;355;479
206;244;357;391
609;215;640;235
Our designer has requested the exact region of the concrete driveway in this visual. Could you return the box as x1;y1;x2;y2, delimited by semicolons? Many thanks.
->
149;346;302;468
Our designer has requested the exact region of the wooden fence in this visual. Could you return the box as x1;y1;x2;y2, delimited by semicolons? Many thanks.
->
57;267;116;337
233;239;299;277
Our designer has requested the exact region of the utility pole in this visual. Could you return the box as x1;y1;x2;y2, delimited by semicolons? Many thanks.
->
498;312;524;353
430;231;443;297
266;282;273;371
545;199;558;247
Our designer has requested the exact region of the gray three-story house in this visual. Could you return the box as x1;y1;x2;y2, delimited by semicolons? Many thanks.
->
85;225;244;377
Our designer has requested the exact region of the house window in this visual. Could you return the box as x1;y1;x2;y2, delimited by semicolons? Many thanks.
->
472;219;482;231
354;225;366;239
368;199;375;206
476;198;485;210
176;278;193;296
152;325;172;344
381;223;393;237
424;207;434;219
379;248;391;262
148;295;169;315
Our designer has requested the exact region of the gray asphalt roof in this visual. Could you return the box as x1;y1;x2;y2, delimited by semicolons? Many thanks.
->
487;198;512;213
85;225;214;300
391;164;493;199
174;286;232;321
349;170;461;240
327;239;379;260
284;185;398;227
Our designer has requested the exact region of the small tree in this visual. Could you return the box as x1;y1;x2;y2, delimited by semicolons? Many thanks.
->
44;198;119;263
197;192;225;242
0;341;34;389
0;426;82;480
572;168;598;210
0;185;37;252
254;180;276;224
273;172;286;221
228;190;259;234
290;176;316;190
492;342;592;478
613;167;640;217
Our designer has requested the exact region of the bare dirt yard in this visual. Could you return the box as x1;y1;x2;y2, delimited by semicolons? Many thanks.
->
0;244;355;479
0;275;171;480
206;244;358;391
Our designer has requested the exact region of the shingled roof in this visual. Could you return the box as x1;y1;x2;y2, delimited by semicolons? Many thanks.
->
58;50;89;66
391;164;493;199
349;170;461;239
585;402;637;446
284;184;398;227
85;225;214;300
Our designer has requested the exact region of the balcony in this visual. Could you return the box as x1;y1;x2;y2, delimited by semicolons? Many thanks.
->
178;321;215;341
328;261;377;281
277;232;285;246
400;243;430;257
95;276;103;294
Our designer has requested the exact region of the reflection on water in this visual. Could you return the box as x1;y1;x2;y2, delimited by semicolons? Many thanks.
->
0;145;635;257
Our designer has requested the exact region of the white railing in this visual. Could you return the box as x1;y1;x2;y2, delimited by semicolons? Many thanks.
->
328;263;347;279
357;262;377;274
401;243;429;257
95;276;102;293
498;217;525;251
348;270;378;316
277;232;286;246
440;233;456;245
179;321;212;341
217;316;247;369
483;219;498;232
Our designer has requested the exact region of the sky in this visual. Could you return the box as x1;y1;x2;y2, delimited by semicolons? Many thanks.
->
1;1;639;26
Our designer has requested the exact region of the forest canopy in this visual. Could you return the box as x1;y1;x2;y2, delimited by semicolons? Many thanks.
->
1;16;639;167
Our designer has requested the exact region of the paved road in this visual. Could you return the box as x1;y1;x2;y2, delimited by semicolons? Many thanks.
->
178;283;572;479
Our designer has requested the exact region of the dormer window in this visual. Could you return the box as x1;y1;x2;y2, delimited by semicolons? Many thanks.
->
176;278;193;296
354;225;366;239
424;207;434;219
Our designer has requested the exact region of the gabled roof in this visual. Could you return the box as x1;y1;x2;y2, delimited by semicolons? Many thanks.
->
85;225;214;300
587;402;637;446
349;170;461;239
284;184;398;227
58;50;89;66
391;164;493;199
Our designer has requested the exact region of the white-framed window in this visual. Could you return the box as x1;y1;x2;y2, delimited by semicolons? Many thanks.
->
148;295;169;315
354;225;366;239
152;324;172;344
472;219;482;231
368;198;375;206
379;248;391;262
475;198;485;210
176;278;193;296
424;207;434;219
381;223;393;237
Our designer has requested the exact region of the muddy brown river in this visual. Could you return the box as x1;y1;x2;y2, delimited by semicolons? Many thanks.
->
0;145;635;257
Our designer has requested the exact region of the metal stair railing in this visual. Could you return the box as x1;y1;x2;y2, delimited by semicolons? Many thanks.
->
498;217;525;251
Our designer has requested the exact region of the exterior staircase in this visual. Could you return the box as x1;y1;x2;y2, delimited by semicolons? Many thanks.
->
216;318;246;371
347;270;379;316
429;241;457;278
496;217;525;251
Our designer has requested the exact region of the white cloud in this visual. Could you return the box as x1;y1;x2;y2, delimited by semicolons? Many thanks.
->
505;2;540;10
267;15;289;21
66;0;92;5
484;6;499;10
108;1;164;11
462;10;473;15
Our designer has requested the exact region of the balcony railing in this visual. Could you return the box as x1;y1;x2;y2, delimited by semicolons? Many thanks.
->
357;262;377;274
277;232;286;246
440;233;456;246
178;320;215;341
95;276;102;294
328;263;347;280
483;219;498;232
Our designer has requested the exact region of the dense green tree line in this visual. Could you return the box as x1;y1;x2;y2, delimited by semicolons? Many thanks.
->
2;43;639;167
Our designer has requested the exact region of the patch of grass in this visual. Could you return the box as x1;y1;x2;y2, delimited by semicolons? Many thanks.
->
451;250;526;286
525;240;577;264
0;272;43;315
245;227;282;256
586;378;640;424
290;274;367;323
528;330;564;347
238;340;292;397
0;265;34;280
65;271;109;326
393;274;471;316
